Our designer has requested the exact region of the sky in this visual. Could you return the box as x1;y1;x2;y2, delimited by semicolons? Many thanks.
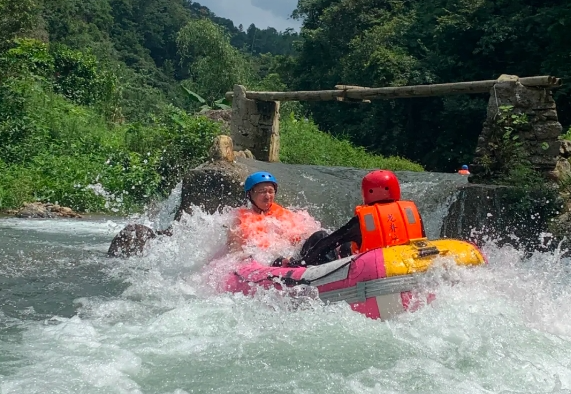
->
195;0;302;32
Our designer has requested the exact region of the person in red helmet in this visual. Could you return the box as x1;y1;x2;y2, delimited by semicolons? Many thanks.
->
286;170;426;266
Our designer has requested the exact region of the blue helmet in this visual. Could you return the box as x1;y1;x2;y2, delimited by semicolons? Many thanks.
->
461;165;469;170
244;171;278;193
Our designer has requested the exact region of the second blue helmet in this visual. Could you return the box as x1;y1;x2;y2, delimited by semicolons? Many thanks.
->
244;171;278;193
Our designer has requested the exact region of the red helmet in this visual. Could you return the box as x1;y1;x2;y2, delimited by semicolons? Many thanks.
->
361;170;401;204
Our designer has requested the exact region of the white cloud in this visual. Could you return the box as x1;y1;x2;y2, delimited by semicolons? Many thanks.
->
195;0;301;32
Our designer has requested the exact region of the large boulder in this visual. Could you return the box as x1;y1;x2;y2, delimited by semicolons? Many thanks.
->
108;159;249;258
175;160;248;219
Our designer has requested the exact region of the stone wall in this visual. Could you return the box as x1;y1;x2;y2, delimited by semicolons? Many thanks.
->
230;84;280;162
470;75;571;182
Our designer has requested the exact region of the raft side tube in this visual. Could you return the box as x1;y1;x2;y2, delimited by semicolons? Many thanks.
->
318;274;420;304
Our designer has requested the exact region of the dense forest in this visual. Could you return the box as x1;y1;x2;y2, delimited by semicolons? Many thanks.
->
290;0;571;170
1;0;570;212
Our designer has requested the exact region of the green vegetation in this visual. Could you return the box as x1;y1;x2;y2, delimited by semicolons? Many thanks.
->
475;105;537;186
0;39;222;213
0;0;420;212
280;114;423;171
289;0;571;172
2;0;568;213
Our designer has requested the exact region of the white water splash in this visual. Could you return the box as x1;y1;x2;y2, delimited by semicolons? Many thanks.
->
3;208;571;393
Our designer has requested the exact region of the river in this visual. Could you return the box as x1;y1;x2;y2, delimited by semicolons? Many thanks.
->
1;166;571;394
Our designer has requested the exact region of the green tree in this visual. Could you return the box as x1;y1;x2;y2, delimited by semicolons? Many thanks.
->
177;18;254;103
291;0;571;171
0;0;40;49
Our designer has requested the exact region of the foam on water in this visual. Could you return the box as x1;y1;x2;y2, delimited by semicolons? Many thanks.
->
2;208;571;393
0;216;127;236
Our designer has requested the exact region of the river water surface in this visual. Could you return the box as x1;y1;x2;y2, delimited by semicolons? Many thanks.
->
2;167;571;394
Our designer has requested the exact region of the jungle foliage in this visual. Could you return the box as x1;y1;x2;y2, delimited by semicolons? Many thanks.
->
289;0;571;171
1;0;569;212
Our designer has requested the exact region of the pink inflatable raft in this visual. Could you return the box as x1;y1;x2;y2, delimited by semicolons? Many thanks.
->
224;238;487;320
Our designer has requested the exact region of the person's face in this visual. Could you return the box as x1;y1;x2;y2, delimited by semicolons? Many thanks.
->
250;182;276;211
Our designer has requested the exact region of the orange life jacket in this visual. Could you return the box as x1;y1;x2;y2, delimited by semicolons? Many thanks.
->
458;169;470;175
352;201;425;253
234;203;305;250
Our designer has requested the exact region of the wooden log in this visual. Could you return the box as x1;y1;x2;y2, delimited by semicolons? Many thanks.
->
225;76;562;102
335;85;371;90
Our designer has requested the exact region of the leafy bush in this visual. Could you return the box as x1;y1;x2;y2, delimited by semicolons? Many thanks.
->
0;79;221;212
51;43;118;107
124;105;223;189
280;113;424;171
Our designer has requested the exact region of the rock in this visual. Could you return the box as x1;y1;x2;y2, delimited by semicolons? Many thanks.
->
14;202;82;218
441;183;562;252
209;134;235;162
107;223;157;257
550;158;571;182
175;160;247;219
497;74;519;83
16;202;54;218
560;140;571;158
202;109;232;132
233;149;254;159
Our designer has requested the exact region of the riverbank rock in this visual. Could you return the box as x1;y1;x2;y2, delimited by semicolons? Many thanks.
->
13;202;82;218
175;159;248;219
441;183;562;252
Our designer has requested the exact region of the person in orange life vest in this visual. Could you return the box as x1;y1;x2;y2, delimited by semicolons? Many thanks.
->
288;170;426;267
227;171;319;253
458;164;470;175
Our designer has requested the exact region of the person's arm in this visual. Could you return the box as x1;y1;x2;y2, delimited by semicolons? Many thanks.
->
226;213;243;253
298;216;361;265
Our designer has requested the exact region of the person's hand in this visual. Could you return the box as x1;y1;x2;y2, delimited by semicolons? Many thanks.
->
287;257;304;267
271;256;290;267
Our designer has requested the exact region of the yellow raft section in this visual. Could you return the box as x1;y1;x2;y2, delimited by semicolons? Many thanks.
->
381;238;487;277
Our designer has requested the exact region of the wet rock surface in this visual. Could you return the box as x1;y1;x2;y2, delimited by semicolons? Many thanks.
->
9;202;82;219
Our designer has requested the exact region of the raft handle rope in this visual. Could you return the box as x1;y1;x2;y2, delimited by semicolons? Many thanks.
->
234;259;353;287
